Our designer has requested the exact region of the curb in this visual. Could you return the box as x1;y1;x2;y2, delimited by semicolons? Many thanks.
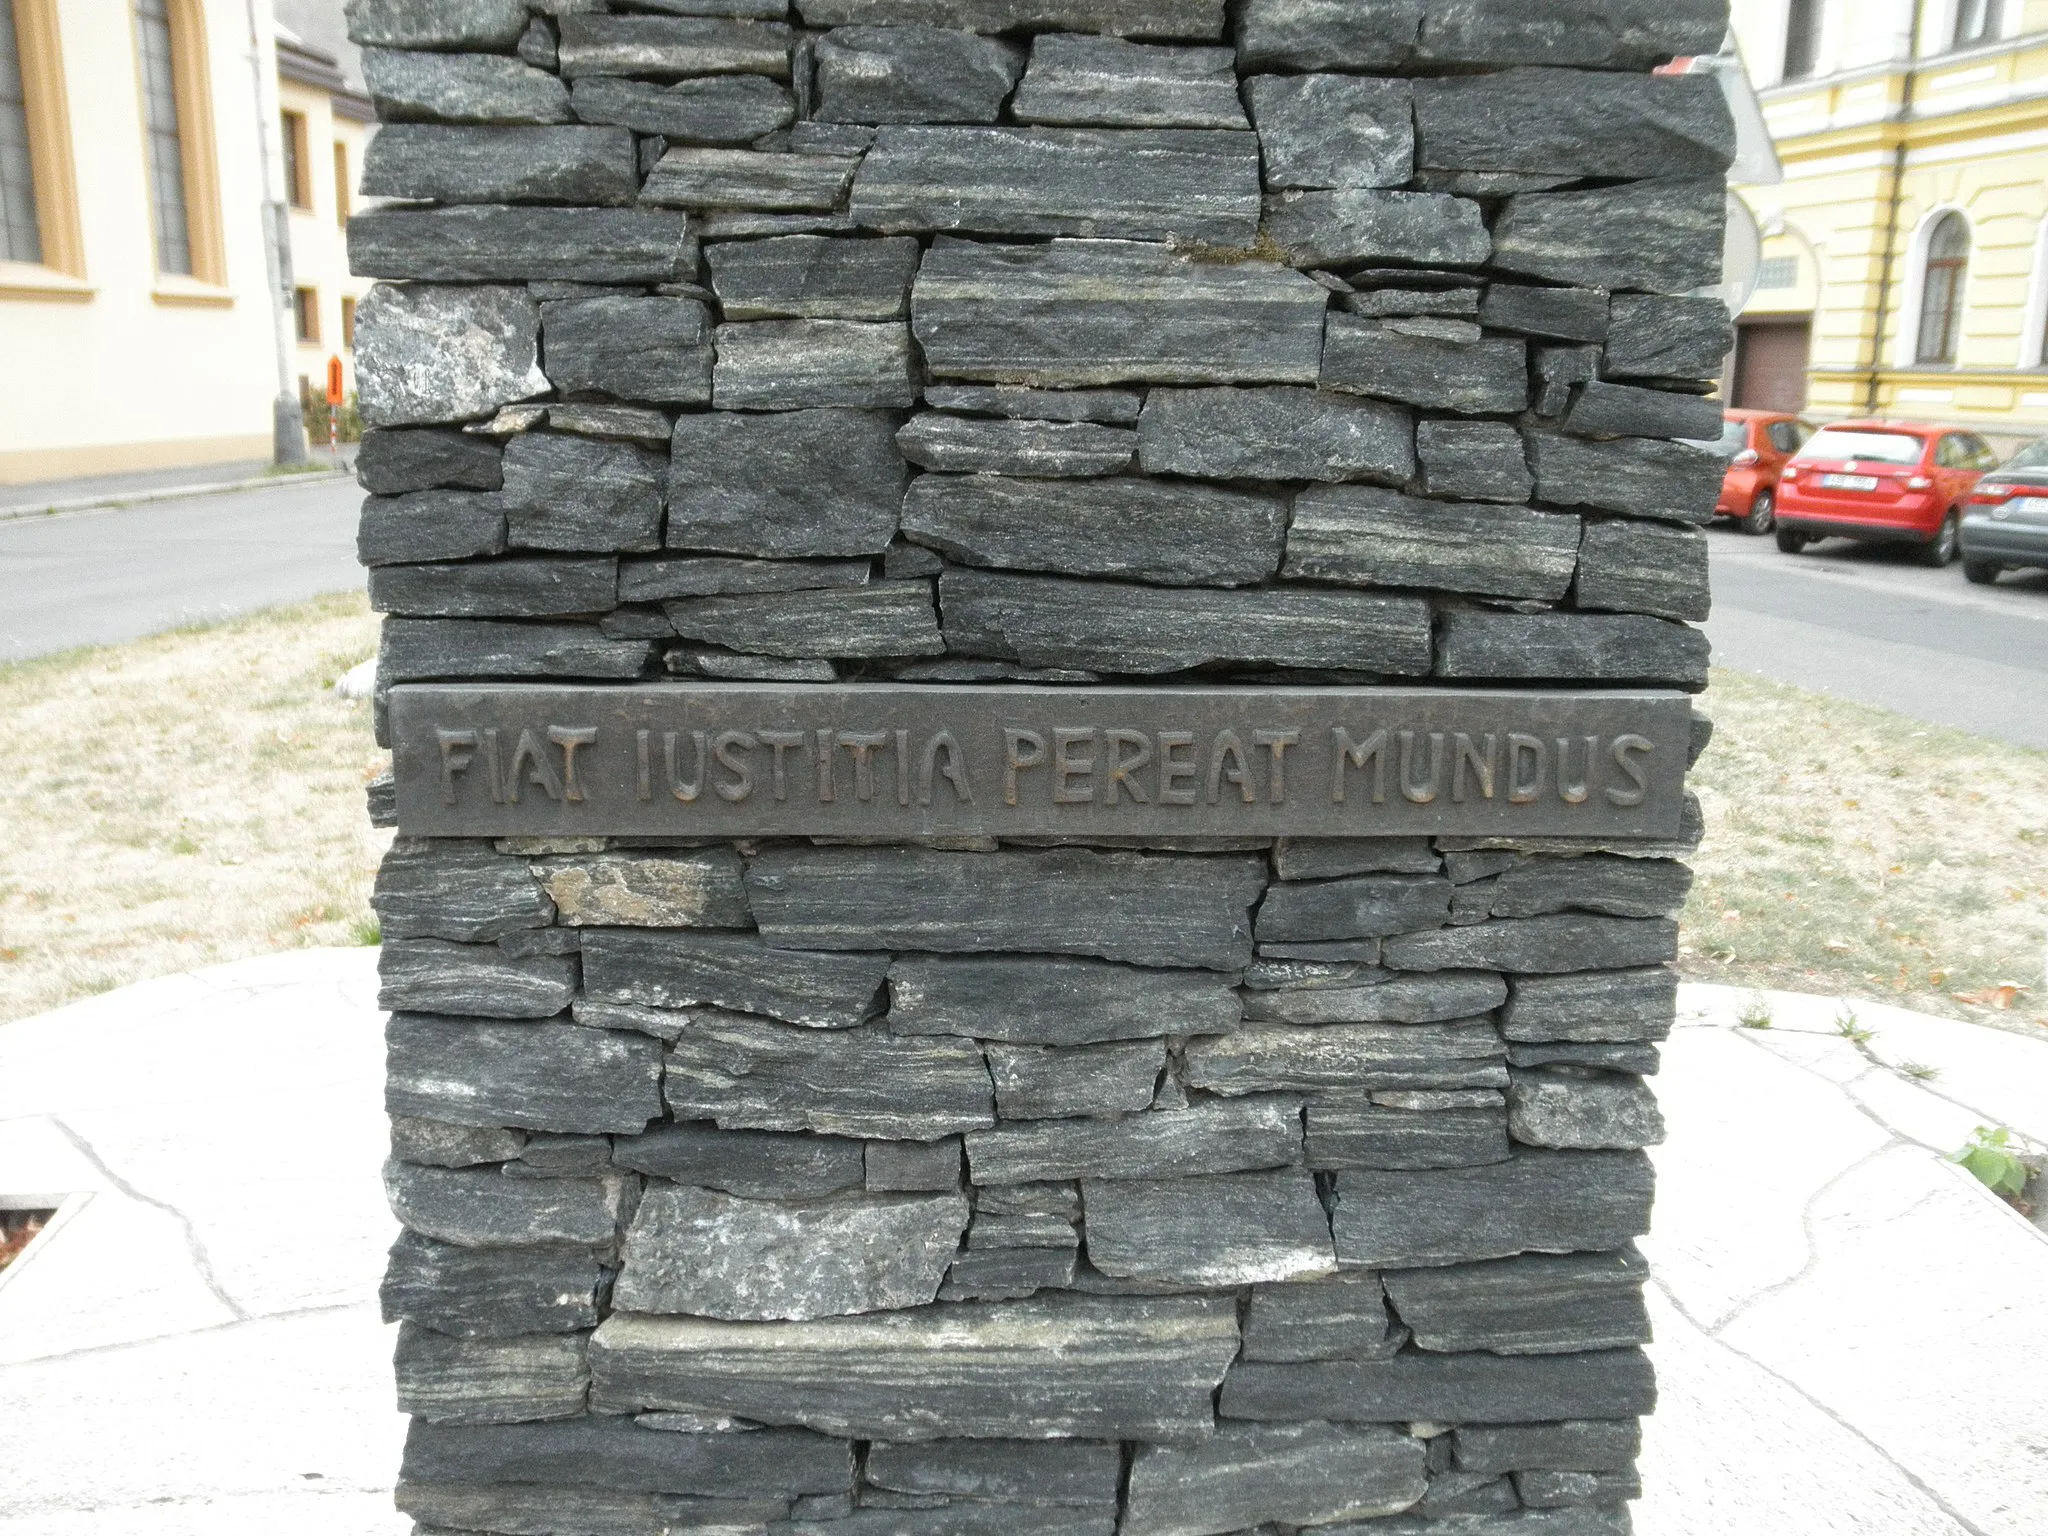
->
0;466;354;522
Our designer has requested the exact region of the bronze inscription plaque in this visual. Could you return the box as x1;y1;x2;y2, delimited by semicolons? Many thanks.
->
389;684;1693;840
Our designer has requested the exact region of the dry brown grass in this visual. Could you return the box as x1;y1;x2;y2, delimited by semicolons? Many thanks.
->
1683;667;2048;1037
0;591;390;1024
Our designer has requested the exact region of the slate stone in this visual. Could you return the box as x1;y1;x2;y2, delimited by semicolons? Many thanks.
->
965;1095;1304;1184
1222;1346;1655;1426
362;48;574;125
903;474;1284;586
354;284;547;428
1285;486;1578;602
1306;1099;1511;1172
1123;1421;1426;1536
499;434;665;554
864;1438;1121;1507
1511;1042;1660;1076
1478;285;1610;344
1532;344;1601;420
570;74;795;143
1347;285;1481;320
706;235;920;320
547;404;677;445
1247;74;1412;189
1488;857;1694;921
798;0;1224;36
1013;35;1244;128
511;1134;615;1178
866;1137;964;1192
1271;838;1438;881
1240;1270;1397;1362
1186;1021;1506;1097
349;205;695;284
787;1509;1114;1536
1567;381;1721;443
589;1293;1242;1441
1501;968;1676;1044
1242;969;1505;1025
555;15;793;79
712;319;916;410
1321;319;1526;414
359;124;638;207
853;127;1260;245
1255;874;1452;943
401;1416;853;1497
612;1122;867;1199
617;1184;969;1318
387;1014;665;1133
382;1231;605;1338
815;26;1024;124
1571;519;1712;627
386;1161;627;1247
1367;1509;1634;1536
394;1324;591;1425
887;955;1241;1046
664;581;942;658
580;929;889;1028
897;417;1138;477
1492;179;1725;295
1417;0;1729;68
667;408;906;557
1526;432;1722;527
1603;294;1735;381
620;557;870;603
912;238;1328;387
665;648;842;681
748;846;1264;969
379;939;580;1018
379;619;655;683
542;296;715;404
1331;1149;1654;1269
970;1211;1078;1248
359;491;507;567
1517;1468;1642;1507
663;1012;996;1138
642;147;858;210
988;1040;1166;1119
1417;420;1531;504
1136;387;1413;484
368;557;619;619
1083;1169;1335;1286
1260;940;1387;960
391;1116;527;1169
346;0;532;51
1433;612;1711;689
1454;1420;1641;1475
940;569;1434;675
373;840;553;942
1265;190;1488;272
1383;1247;1650;1355
1509;1075;1664;1151
1421;1471;1521;1518
400;1481;791;1533
791;121;881;155
1414;69;1733;180
535;851;750;927
941;1245;1080;1302
359;428;506;496
924;384;1145;423
1383;916;1679;976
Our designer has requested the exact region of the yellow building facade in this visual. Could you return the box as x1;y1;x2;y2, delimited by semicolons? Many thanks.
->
275;26;372;419
1728;0;2048;447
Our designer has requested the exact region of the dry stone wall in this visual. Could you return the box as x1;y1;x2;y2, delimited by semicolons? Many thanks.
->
348;1;1732;1532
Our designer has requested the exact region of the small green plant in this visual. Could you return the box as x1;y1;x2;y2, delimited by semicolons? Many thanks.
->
1736;993;1774;1029
1899;1060;1941;1081
348;915;382;947
1950;1126;2030;1198
1834;1005;1874;1045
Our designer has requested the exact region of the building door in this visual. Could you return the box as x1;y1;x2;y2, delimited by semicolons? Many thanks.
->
1732;320;1812;412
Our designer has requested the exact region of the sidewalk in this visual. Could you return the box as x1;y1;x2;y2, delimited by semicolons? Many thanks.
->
0;456;352;522
0;957;2042;1532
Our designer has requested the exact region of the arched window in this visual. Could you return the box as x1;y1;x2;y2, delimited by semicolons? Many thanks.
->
1953;0;2004;48
1915;213;1969;365
1783;0;1825;80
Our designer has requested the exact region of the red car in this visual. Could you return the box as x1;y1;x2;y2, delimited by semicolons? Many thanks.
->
1775;420;1998;565
1695;409;1812;534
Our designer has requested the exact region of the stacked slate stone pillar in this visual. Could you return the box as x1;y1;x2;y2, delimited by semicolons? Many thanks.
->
348;0;1733;1532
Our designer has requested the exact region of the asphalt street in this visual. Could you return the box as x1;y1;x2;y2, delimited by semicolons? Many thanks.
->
0;476;362;663
2;477;2043;752
1702;523;2048;750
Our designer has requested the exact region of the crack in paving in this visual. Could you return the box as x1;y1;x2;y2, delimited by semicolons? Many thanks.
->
0;1298;375;1368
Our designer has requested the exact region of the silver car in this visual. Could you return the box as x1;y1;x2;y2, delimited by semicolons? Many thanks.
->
1960;438;2048;584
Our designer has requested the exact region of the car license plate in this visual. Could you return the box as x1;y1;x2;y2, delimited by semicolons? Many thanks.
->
2012;496;2048;513
1820;474;1879;491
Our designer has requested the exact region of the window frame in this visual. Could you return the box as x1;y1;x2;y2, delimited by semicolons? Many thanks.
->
1913;211;1971;367
132;0;227;292
293;283;318;344
1951;0;2005;48
0;0;83;293
331;139;349;226
1782;0;1826;81
280;107;309;210
340;293;356;348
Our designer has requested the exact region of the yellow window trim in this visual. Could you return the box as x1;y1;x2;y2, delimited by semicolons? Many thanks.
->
151;274;234;307
134;0;228;287
9;0;84;281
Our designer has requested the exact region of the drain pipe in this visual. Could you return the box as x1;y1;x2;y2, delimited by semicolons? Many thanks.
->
1864;0;1928;417
244;0;309;466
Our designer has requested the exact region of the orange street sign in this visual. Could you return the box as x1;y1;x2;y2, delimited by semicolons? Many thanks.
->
325;355;345;405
